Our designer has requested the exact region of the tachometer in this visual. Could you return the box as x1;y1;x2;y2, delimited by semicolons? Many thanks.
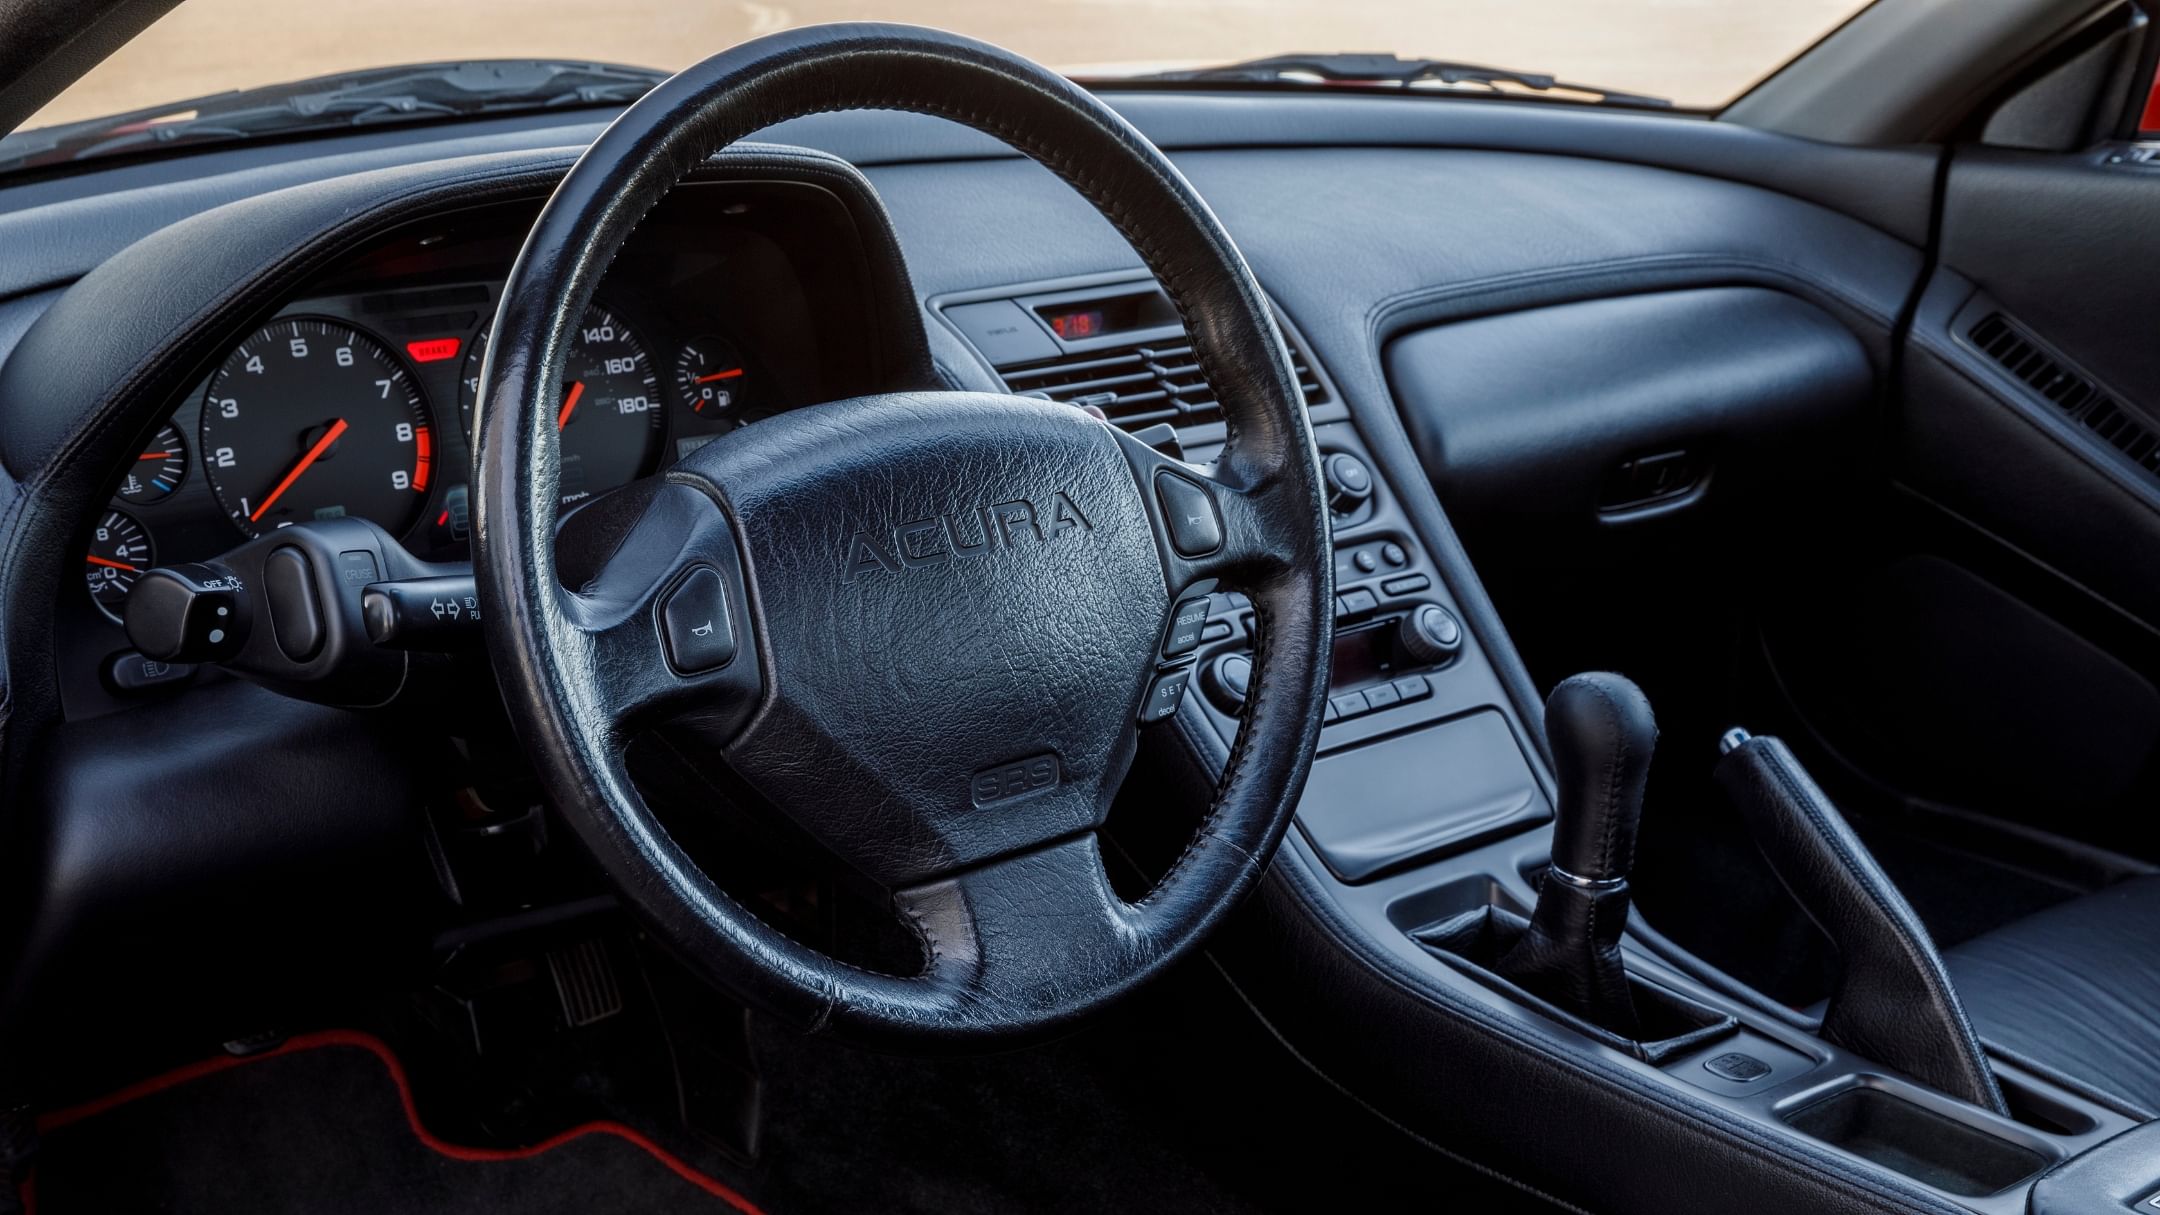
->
117;422;187;504
461;305;665;510
200;318;434;538
85;508;153;622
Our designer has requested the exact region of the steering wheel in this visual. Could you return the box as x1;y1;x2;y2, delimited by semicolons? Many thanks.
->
473;23;1334;1044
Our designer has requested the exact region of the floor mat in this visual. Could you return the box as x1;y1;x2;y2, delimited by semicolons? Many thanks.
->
30;1030;763;1215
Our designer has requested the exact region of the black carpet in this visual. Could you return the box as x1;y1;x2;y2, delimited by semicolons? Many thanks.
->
30;958;1568;1215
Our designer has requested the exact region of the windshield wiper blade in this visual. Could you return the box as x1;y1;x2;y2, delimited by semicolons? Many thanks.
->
1096;52;1671;108
0;59;669;173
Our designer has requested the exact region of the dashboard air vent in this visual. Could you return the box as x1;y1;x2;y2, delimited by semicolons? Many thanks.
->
999;338;1327;433
1968;312;2160;474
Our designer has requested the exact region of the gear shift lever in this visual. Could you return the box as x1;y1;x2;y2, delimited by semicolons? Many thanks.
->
1495;672;1658;1037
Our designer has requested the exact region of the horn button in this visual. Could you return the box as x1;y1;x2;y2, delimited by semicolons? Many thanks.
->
673;393;1172;888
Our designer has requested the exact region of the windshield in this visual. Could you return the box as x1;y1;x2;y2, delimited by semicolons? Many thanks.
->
19;0;1871;138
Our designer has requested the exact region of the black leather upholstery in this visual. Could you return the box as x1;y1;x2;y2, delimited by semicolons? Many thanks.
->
1717;735;2007;1113
472;24;1333;1045
1949;875;2160;1117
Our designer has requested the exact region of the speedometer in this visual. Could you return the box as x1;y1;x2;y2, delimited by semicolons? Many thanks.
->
199;318;434;538
461;305;665;510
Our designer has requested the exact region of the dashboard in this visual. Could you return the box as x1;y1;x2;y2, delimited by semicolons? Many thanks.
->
70;181;880;607
60;176;896;714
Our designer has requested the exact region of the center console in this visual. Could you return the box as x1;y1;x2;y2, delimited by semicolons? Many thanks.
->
938;271;2132;1215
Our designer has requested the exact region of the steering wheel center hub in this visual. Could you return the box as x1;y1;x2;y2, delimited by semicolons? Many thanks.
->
678;392;1169;888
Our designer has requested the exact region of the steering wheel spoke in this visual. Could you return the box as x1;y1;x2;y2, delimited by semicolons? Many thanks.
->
1116;428;1309;598
554;478;761;742
895;834;1155;1021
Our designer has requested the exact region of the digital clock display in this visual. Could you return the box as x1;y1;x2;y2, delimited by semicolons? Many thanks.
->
1045;307;1106;340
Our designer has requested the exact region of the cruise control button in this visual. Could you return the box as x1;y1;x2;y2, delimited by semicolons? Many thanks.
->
1154;472;1223;557
1140;664;1194;723
1162;596;1211;658
660;567;737;674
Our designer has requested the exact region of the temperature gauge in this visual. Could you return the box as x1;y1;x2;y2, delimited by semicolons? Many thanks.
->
85;508;154;622
674;335;746;418
117;423;187;504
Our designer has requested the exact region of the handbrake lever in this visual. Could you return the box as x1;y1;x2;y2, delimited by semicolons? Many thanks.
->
1717;728;2008;1114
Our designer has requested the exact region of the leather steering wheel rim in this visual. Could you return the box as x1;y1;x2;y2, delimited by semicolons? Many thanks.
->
473;23;1333;1045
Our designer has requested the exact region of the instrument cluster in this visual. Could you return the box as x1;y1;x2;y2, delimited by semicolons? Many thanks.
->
72;177;867;631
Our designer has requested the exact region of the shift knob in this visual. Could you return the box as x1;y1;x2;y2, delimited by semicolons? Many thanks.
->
1545;672;1656;883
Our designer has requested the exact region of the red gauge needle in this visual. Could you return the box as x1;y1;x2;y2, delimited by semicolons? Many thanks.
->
557;380;586;430
85;555;141;573
137;451;171;460
251;417;348;522
694;368;744;383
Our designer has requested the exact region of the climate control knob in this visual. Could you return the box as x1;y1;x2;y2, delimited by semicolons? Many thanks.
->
1323;452;1375;515
1397;603;1464;668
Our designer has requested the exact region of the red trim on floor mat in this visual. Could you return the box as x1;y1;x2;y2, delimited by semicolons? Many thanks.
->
33;1028;767;1215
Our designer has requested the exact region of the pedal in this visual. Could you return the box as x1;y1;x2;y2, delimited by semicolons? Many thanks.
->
546;938;624;1028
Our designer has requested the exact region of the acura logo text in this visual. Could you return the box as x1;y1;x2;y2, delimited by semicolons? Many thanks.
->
842;490;1094;583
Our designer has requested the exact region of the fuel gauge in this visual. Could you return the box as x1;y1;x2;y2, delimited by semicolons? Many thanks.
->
674;335;746;418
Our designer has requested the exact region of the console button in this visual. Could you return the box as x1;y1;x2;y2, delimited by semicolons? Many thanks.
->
1352;549;1378;574
1203;651;1252;712
1324;452;1374;514
1391;674;1432;702
1154;472;1223;557
1162;596;1211;658
263;546;324;662
1382;573;1431;597
1140;664;1194;723
1397;603;1464;667
1382;543;1408;567
1329;690;1370;720
944;299;1059;365
1336;588;1379;619
1702;1052;1772;1084
1364;682;1401;712
660;567;737;674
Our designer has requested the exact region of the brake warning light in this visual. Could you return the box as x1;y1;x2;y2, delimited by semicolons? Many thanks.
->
405;337;461;363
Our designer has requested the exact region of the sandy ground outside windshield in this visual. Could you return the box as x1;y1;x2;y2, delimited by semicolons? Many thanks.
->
25;0;1870;130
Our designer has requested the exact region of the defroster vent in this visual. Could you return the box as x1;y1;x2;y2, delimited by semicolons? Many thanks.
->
1968;312;2160;477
